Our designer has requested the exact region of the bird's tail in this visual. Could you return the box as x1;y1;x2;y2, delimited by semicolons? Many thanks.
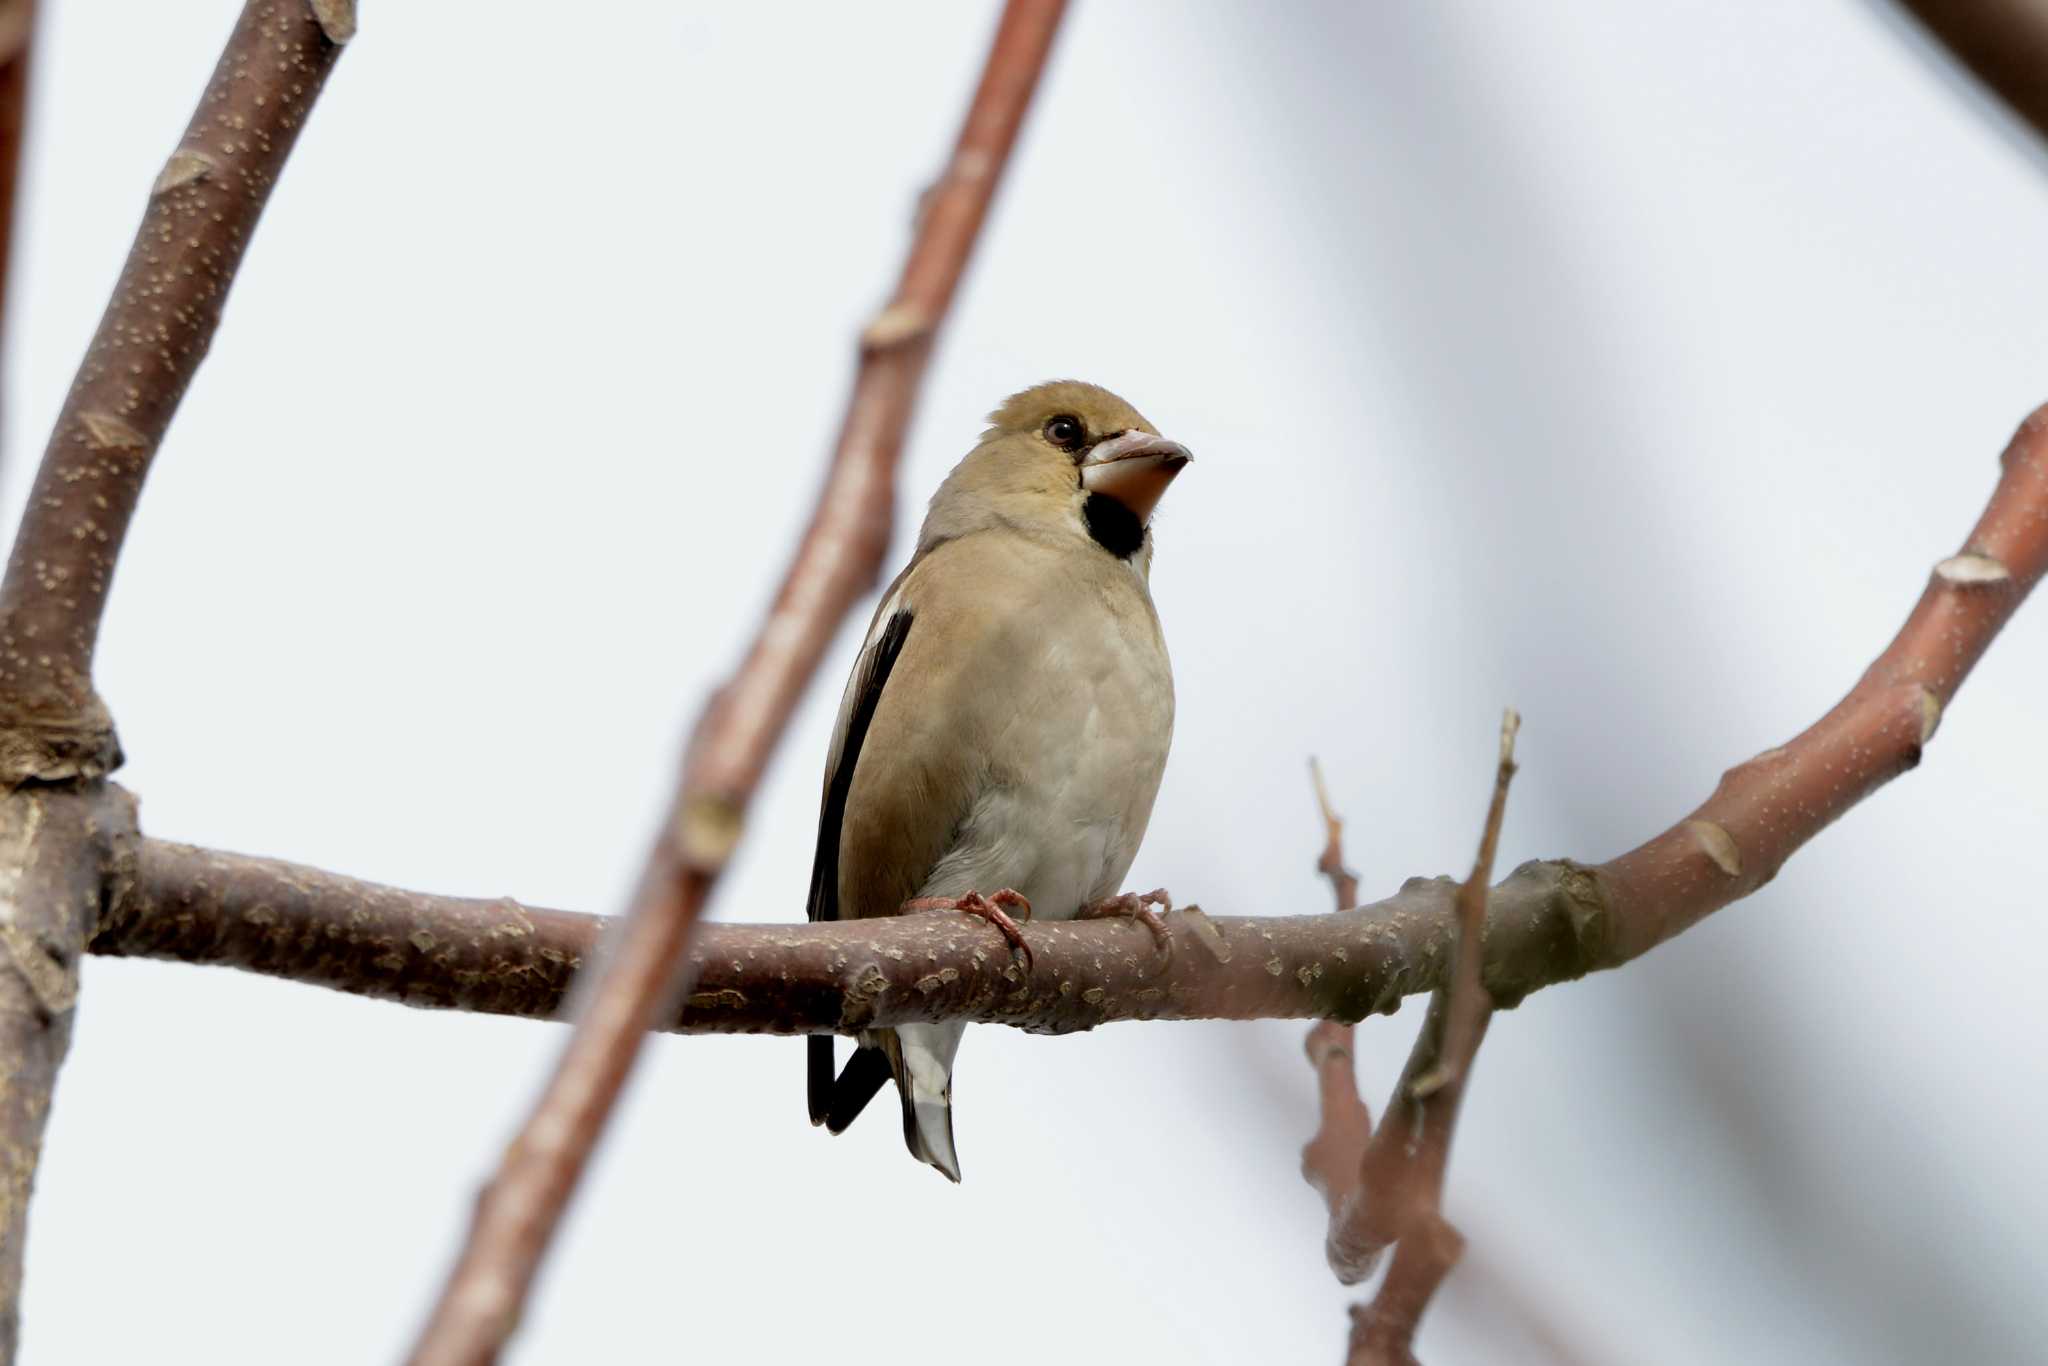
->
892;1021;966;1183
815;1036;892;1133
806;1035;835;1126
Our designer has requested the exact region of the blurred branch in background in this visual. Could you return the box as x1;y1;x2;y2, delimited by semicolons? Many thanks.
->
0;2;346;1359
0;0;33;467
1890;0;2048;144
403;3;1071;1362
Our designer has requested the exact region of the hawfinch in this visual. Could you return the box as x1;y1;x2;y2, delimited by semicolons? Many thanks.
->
805;379;1190;1181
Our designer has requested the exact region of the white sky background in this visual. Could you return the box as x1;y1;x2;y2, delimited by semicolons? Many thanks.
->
8;2;2046;1362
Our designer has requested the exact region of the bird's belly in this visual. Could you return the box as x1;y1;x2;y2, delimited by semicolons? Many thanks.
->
925;783;1126;921
918;613;1172;917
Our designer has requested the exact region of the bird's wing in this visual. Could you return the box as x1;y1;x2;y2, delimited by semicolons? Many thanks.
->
832;533;1057;922
805;563;924;1127
805;540;1011;1132
804;573;916;927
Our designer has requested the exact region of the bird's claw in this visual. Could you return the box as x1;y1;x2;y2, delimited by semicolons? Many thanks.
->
902;889;1034;970
1078;887;1173;953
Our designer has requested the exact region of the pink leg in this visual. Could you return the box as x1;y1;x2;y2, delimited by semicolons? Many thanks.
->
902;888;1035;969
1078;887;1173;952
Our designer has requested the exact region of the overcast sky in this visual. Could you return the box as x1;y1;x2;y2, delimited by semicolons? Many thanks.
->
8;3;2046;1363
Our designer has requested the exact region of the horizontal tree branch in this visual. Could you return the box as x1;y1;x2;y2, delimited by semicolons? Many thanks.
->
103;838;1509;1034
94;402;2048;1047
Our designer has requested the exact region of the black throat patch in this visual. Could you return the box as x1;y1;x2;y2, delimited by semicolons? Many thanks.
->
1083;493;1146;560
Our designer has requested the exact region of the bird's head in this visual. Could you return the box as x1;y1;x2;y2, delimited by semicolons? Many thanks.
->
921;380;1192;565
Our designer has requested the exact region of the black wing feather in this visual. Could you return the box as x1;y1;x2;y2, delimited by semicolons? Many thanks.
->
805;608;913;1126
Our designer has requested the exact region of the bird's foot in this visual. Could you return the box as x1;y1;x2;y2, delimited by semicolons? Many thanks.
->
902;889;1034;970
1078;887;1173;952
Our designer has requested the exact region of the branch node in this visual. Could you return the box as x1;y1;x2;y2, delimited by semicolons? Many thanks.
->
859;303;934;352
1180;905;1231;963
1683;818;1743;877
0;695;120;789
1915;685;1943;745
1934;551;2011;585
674;792;744;871
308;0;357;45
149;148;218;198
0;923;74;1017
77;412;148;454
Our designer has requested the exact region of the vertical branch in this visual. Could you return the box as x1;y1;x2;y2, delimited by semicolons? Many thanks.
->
404;5;1070;1363
0;785;134;1361
1309;758;1360;911
0;0;347;784
1347;712;1517;1365
1305;716;1520;1366
1302;761;1368;1234
0;6;346;1360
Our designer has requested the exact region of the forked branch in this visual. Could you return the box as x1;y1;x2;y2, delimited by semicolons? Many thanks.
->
1305;719;1520;1365
0;4;347;1358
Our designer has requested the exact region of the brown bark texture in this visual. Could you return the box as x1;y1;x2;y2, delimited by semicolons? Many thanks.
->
102;839;1574;1035
0;4;345;1361
0;0;343;785
0;785;135;1361
402;4;1072;1363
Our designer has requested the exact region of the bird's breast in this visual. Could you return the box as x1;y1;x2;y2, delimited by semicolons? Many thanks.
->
921;571;1174;917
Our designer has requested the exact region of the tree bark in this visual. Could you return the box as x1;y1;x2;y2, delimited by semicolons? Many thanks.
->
0;0;344;785
0;785;135;1358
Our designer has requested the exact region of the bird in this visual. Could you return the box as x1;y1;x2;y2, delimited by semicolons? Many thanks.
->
805;379;1191;1182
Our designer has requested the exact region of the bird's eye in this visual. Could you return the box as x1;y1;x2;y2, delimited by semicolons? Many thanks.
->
1043;414;1085;451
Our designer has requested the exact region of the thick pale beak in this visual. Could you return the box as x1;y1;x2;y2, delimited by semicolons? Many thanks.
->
1079;431;1192;524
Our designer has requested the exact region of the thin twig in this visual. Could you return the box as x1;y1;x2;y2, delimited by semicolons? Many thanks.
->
1301;725;1521;1364
0;0;347;785
1301;762;1367;1228
1337;713;1519;1363
1310;757;1361;912
1596;404;2048;959
403;5;1068;1362
1413;710;1517;1099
